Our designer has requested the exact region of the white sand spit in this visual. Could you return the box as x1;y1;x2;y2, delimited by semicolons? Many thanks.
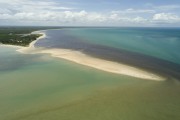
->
39;48;165;81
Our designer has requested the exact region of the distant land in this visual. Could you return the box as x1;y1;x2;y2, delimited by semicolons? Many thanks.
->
0;26;61;46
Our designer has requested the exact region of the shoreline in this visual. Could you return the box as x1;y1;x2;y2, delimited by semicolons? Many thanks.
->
17;31;46;53
0;44;24;49
0;30;165;81
0;31;46;51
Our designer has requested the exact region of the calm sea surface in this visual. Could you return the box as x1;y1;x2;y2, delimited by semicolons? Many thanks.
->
0;28;180;120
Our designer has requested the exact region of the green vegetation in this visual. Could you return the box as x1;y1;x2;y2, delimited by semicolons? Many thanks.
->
0;26;60;46
0;33;42;46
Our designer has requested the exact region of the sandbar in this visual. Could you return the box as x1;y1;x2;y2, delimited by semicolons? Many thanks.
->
39;48;165;81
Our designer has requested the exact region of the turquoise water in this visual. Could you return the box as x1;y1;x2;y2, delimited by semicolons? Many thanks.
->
68;28;180;64
0;28;180;120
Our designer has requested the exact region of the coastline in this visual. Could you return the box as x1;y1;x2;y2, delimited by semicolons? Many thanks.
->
0;31;46;51
0;44;24;49
0;30;165;81
17;31;46;53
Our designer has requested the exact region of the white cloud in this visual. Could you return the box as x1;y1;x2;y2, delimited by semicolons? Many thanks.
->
132;17;148;23
0;0;179;26
0;14;12;19
0;10;150;26
153;13;180;23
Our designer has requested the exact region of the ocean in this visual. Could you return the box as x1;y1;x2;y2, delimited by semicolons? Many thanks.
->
0;27;180;120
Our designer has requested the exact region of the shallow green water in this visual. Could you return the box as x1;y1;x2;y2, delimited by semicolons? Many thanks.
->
0;27;180;120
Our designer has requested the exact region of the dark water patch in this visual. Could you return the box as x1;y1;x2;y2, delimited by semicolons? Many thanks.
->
35;29;93;50
83;45;180;80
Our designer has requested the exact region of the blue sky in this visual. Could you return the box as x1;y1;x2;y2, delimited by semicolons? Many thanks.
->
0;0;180;26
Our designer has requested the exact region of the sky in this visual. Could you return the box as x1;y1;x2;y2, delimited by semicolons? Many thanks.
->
0;0;180;27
